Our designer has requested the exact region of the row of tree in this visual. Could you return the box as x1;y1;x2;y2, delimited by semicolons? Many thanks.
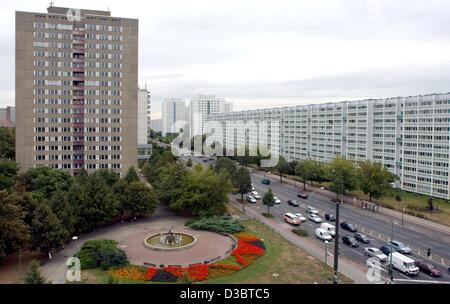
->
0;162;158;262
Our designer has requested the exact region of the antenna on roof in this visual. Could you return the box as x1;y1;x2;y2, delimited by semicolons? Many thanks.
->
50;1;54;7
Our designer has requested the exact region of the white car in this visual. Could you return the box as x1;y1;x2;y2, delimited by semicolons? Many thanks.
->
273;196;281;204
294;213;307;222
308;214;322;223
251;184;255;191
246;194;257;203
365;247;388;262
306;206;319;215
251;191;261;199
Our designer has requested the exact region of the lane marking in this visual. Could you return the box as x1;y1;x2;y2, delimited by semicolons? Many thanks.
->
394;279;450;284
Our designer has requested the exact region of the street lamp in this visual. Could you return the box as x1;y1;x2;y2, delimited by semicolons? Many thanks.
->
388;221;395;283
332;169;343;284
72;236;79;256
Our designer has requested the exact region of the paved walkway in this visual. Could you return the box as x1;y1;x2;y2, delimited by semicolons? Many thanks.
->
252;169;450;235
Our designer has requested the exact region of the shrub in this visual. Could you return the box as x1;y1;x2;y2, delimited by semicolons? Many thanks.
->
77;239;128;270
292;228;309;237
186;215;245;234
261;213;273;218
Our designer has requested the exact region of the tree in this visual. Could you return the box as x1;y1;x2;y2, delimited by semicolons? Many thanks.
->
49;190;77;236
30;203;69;255
295;159;316;191
20;166;72;197
186;158;193;168
92;169;119;187
358;160;397;202
233;167;252;201
328;157;358;201
153;162;187;204
0;127;15;160
262;188;275;214
170;165;232;216
0;160;18;190
214;157;237;178
124;166;140;183
118;181;159;218
0;191;30;262
275;156;291;183
23;260;46;284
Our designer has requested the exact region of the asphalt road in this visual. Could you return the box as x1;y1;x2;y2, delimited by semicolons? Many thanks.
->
188;155;450;284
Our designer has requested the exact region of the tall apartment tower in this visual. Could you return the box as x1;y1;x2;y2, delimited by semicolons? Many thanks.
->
161;98;188;136
190;95;227;137
16;6;138;175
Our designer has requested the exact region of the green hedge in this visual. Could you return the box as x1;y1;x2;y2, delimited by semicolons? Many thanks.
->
186;215;245;234
77;239;128;270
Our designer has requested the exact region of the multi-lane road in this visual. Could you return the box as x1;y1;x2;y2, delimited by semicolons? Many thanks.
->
186;154;450;284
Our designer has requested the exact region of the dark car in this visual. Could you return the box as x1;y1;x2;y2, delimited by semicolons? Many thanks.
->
354;233;370;244
297;192;308;199
287;199;299;207
261;177;270;185
342;236;359;247
202;159;208;163
415;261;442;277
340;221;358;232
325;214;336;222
379;245;394;255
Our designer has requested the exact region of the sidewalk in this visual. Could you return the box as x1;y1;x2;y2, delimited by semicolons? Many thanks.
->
230;198;370;284
254;169;450;235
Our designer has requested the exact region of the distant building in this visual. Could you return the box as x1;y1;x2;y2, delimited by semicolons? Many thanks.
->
138;87;151;161
150;119;162;133
161;98;189;136
0;106;16;127
225;102;233;113
190;95;228;137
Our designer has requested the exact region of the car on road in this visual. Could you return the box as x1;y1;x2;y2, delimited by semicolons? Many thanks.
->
325;214;336;222
315;228;332;242
284;213;301;226
251;184;255;191
342;236;359;247
294;213;307;222
273;196;281;204
202;159;208;163
246;194;257;203
340;221;358;232
388;240;412;254
415;261;442;277
390;252;419;276
261;177;270;185
297;192;308;199
251;191;261;199
379;245;395;256
365;248;387;262
287;199;299;207
354;233;370;244
320;222;336;237
306;206;319;215
308;214;322;223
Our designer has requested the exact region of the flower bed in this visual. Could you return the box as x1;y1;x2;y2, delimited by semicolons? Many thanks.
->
109;232;265;283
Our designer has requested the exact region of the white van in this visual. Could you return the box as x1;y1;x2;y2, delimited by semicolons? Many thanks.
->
389;252;419;276
320;223;336;237
284;213;301;226
315;228;332;241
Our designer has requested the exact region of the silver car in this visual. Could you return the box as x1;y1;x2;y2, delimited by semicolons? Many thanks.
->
308;214;322;223
388;240;412;254
365;247;388;262
306;206;319;215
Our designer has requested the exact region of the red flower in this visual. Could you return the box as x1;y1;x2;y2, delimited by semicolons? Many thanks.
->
163;266;183;278
187;264;209;281
144;267;158;280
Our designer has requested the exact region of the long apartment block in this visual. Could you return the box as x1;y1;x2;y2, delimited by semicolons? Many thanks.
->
16;6;138;175
207;93;450;199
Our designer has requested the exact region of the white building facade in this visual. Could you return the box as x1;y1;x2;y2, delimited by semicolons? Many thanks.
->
161;98;189;136
190;95;229;137
207;93;450;199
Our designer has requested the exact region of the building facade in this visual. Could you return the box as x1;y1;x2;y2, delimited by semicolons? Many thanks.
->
190;95;229;137
0;106;15;127
161;98;188;136
207;93;450;199
16;6;138;175
150;119;162;133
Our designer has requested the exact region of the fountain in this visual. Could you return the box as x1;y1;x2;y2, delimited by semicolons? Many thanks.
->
144;226;197;251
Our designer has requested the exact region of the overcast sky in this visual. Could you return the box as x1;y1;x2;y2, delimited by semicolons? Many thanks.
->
2;0;450;119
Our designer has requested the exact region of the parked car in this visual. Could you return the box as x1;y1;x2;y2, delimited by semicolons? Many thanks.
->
246;194;257;203
287;199;299;207
340;221;358;232
297;192;308;199
325;214;336;222
342;236;359;247
251;191;261;199
273;196;281;204
251;184;255;191
306;206;319;215
389;252;419;276
202;159;208;163
284;213;301;226
365;247;388;262
308;214;322;223
294;213;307;222
315;228;332;242
415;261;442;277
261;177;270;185
388;240;412;254
379;245;395;256
320;223;336;237
354;233;370;244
